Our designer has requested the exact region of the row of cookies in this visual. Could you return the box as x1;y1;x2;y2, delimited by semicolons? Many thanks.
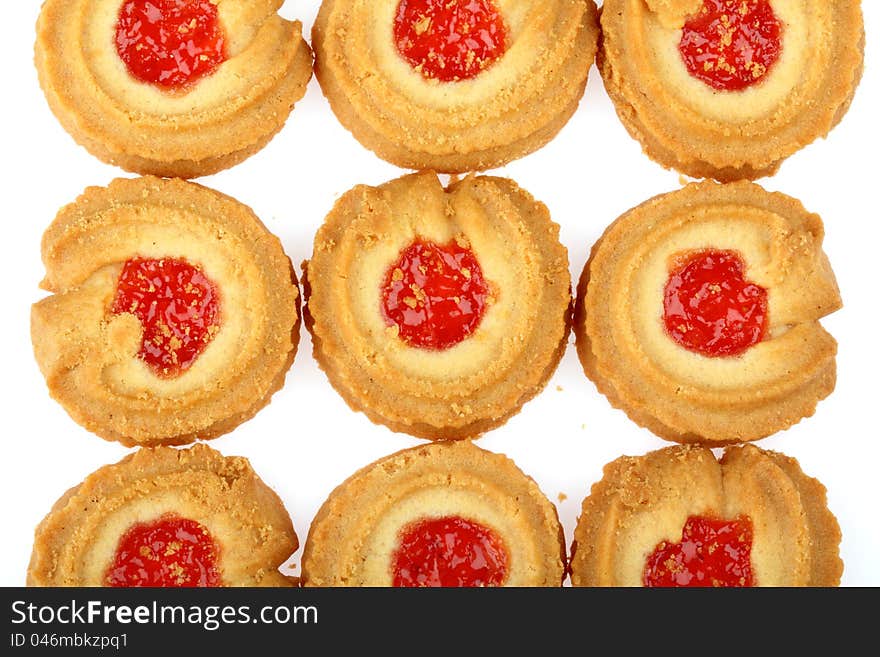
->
31;172;840;448
27;0;857;588
27;440;841;587
35;0;864;180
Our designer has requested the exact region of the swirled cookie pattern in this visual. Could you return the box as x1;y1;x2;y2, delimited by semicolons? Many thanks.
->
575;181;840;444
312;0;599;172
35;0;313;178
31;176;300;447
599;0;864;181
28;444;297;587
304;171;571;440
301;441;566;587
570;445;843;587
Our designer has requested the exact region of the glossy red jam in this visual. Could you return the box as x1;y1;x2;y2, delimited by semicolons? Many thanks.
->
105;515;221;587
392;516;509;587
116;0;227;89
644;515;754;587
679;0;782;91
663;249;768;358
393;0;508;82
382;238;489;350
111;257;221;377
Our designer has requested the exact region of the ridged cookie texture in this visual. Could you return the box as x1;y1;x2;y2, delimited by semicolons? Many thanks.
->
32;176;300;447
304;171;571;440
28;444;298;587
575;181;840;444
35;0;313;177
312;0;599;172
598;0;864;181
301;441;566;587
570;444;843;587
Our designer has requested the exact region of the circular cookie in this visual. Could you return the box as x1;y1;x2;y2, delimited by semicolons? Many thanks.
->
31;176;300;447
598;0;864;181
28;444;297;587
303;171;571;440
574;181;840;444
301;441;565;587
570;444;843;587
312;0;599;172
35;0;313;178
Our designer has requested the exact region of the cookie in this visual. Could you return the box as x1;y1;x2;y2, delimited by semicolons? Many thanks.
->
32;176;300;446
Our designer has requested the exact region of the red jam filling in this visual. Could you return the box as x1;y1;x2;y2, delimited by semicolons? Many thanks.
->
381;238;489;350
663;249;768;358
679;0;782;91
111;257;221;378
115;0;227;89
392;516;509;587
644;515;754;587
105;515;221;587
393;0;508;82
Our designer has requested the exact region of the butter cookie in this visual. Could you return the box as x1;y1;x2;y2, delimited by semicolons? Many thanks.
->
301;441;565;587
598;0;864;181
574;181;840;444
570;444;842;587
303;171;571;440
32;176;300;447
312;0;599;172
35;0;313;177
28;444;297;587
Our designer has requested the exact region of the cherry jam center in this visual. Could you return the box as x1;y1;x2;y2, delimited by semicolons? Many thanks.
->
679;0;782;91
382;238;489;350
112;257;221;377
115;0;227;89
663;249;768;358
644;515;754;587
105;515;221;587
394;0;508;82
392;516;509;587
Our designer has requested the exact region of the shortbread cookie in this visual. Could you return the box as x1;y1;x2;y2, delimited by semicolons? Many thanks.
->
570;444;842;587
301;441;565;587
303;171;571;440
574;181;840;444
28;444;297;587
598;0;864;181
32;176;300;446
312;0;599;172
35;0;313;177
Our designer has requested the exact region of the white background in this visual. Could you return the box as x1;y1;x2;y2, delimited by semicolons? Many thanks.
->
2;1;878;587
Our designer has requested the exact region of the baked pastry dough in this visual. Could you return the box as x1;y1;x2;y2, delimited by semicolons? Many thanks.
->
303;171;571;440
32;176;300;447
301;441;565;587
35;0;313;178
574;181;840;444
28;444;297;587
570;444;842;587
312;0;599;172
598;0;865;181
